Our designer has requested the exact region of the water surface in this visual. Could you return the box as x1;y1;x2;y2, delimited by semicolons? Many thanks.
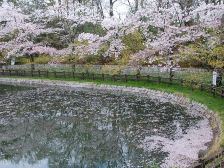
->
0;84;206;168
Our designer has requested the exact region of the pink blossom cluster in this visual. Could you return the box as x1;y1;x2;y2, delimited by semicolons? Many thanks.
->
0;0;224;65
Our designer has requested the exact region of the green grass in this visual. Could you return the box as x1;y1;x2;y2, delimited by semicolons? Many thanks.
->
1;76;224;153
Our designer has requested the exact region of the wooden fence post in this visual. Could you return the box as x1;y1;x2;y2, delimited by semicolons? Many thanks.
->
180;79;184;86
136;74;139;81
212;86;216;97
46;70;49;78
63;71;66;78
200;83;204;91
38;70;40;77
125;74;128;82
102;73;104;81
221;89;224;98
191;80;194;90
210;85;215;96
147;75;150;82
72;71;75;79
86;71;89;78
169;76;172;85
54;71;57;78
158;77;161;83
112;75;115;82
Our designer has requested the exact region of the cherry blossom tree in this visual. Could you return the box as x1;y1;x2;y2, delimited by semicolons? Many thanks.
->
0;0;224;67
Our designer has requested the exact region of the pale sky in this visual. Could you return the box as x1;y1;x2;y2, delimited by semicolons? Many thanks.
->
102;0;135;19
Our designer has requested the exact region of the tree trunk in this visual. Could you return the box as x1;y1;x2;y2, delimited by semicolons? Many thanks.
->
221;14;224;44
158;0;162;8
140;0;144;8
95;0;104;18
109;0;114;17
66;0;69;16
221;14;224;28
134;0;139;12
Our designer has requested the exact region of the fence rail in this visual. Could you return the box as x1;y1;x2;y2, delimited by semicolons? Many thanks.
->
3;64;222;86
0;69;223;99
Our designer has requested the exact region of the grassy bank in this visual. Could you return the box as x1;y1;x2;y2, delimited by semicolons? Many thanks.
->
1;76;224;157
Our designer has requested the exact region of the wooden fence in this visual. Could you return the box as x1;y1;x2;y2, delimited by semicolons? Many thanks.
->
0;69;223;99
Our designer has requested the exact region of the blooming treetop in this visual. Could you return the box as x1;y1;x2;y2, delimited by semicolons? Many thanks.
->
0;0;224;65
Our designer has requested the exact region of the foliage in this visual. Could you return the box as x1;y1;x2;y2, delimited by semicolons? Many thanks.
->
0;29;19;42
34;33;68;50
101;65;123;75
115;49;131;65
0;0;224;67
147;25;159;35
60;54;104;65
98;43;110;55
140;16;149;22
56;55;78;64
179;43;224;69
74;22;107;37
210;46;224;68
74;40;89;46
0;52;3;59
45;17;67;29
34;55;52;64
122;31;145;53
16;57;31;64
83;54;102;64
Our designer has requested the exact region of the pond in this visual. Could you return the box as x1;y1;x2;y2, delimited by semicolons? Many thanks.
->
0;84;212;168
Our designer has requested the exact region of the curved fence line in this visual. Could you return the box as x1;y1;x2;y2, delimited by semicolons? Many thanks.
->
0;69;223;99
2;64;216;84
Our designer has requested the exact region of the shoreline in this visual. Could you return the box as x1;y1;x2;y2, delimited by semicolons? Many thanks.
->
0;77;221;167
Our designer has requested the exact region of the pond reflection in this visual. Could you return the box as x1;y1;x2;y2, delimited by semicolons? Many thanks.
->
0;85;202;168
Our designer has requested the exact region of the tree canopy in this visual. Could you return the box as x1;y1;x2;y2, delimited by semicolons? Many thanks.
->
0;0;224;68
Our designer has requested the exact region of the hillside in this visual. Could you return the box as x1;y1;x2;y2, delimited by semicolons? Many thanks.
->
0;0;224;69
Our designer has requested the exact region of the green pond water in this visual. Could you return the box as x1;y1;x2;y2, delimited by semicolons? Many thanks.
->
0;84;204;168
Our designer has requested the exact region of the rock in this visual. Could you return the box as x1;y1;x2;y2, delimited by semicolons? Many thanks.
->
198;149;207;159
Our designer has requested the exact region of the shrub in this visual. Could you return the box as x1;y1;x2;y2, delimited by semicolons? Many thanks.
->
74;40;89;46
46;17;67;29
83;54;101;64
178;44;224;69
147;25;159;35
74;22;107;37
55;55;79;64
101;65;123;75
34;33;68;49
209;46;224;68
59;54;104;65
122;31;145;53
34;55;52;64
140;16;149;22
0;29;19;42
115;49;131;65
98;42;110;55
0;52;4;60
16;57;31;64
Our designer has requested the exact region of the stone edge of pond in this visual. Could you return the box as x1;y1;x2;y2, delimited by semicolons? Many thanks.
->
0;77;221;165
